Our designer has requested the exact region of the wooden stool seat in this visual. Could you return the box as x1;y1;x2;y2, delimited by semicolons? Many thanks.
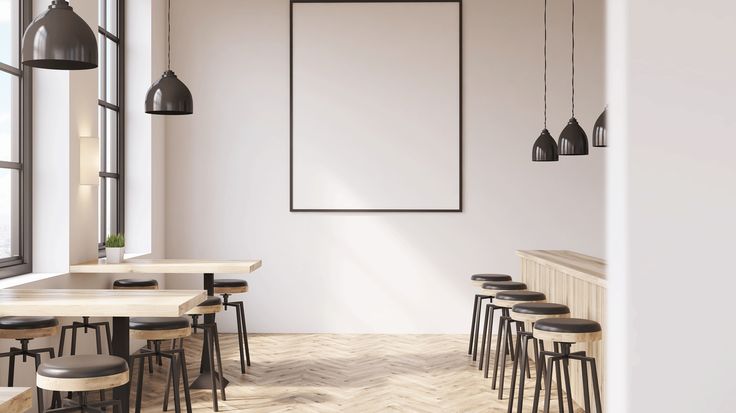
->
213;278;248;294
36;355;129;392
511;302;570;323
480;281;526;297
0;316;60;339
129;317;191;340
493;290;546;308
186;296;223;315
112;278;159;289
533;317;602;343
470;273;512;287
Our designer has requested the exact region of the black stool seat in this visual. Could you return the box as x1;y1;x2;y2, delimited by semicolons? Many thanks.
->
495;291;546;301
471;274;512;282
481;281;527;291
512;302;570;315
113;278;158;288
0;316;59;329
37;355;128;379
130;317;190;331
213;279;248;288
198;296;222;306
534;318;602;334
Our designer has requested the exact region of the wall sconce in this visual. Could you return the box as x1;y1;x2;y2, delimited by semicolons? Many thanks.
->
80;136;99;186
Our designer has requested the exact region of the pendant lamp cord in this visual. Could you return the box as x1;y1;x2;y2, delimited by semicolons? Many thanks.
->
544;0;547;129
167;0;171;70
571;0;575;117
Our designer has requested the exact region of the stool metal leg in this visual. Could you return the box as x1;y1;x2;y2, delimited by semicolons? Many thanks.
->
206;326;219;412
478;304;492;371
580;356;592;412
491;314;507;389
134;354;145;413
482;305;497;378
554;357;565;413
213;324;227;401
234;302;247;373
542;355;557;413
468;295;480;355
561;346;574;413
496;316;512;397
239;302;251;367
590;356;603;413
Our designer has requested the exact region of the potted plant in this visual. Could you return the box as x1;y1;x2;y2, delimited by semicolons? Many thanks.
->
105;233;125;264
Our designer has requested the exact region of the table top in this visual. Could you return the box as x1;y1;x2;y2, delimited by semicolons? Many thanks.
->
0;289;207;318
69;258;262;274
0;387;32;413
517;250;606;286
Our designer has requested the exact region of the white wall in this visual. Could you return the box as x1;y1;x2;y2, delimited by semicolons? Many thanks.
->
606;0;736;411
164;0;606;334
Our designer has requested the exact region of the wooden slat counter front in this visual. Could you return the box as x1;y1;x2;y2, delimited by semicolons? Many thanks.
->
517;250;606;407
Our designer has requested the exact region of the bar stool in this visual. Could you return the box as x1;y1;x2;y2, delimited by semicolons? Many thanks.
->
467;274;512;361
506;303;570;413
112;279;159;290
113;279;160;371
129;317;192;413
186;296;226;411
214;278;251;373
477;281;527;375
491;290;546;397
36;354;128;413
532;318;603;413
0;316;62;411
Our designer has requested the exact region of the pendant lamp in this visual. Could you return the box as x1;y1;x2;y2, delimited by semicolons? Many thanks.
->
592;107;607;147
532;0;558;162
145;0;193;115
21;0;97;70
558;0;589;156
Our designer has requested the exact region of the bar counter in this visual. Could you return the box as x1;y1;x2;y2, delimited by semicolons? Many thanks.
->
517;250;606;407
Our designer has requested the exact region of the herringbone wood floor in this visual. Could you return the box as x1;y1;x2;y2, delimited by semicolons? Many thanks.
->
134;333;579;413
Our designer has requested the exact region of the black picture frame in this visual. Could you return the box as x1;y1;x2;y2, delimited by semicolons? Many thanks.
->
289;0;463;213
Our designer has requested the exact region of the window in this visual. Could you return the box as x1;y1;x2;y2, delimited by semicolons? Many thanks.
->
0;0;31;278
98;0;124;252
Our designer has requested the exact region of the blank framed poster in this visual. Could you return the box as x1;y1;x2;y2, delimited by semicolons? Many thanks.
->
290;0;462;212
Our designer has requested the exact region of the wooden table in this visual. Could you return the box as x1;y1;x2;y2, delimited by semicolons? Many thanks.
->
0;289;206;413
517;250;606;407
70;258;263;389
0;387;32;413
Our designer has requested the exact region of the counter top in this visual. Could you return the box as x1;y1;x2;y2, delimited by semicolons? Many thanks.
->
70;258;262;274
0;387;32;413
517;250;606;287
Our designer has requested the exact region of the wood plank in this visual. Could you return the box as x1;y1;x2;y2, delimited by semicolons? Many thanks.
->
0;289;206;317
0;387;32;413
70;258;262;274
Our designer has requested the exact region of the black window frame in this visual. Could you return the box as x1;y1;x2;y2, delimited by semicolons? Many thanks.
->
98;0;124;254
0;0;32;279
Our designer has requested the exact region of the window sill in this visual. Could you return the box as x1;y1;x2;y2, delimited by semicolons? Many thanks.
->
0;272;67;289
0;252;152;290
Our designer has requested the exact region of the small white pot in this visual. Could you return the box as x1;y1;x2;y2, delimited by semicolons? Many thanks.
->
106;247;125;264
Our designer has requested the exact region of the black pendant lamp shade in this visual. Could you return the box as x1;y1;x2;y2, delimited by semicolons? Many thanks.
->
145;0;193;115
532;0;558;162
558;117;589;155
592;108;607;147
21;0;97;70
533;129;559;162
145;70;193;115
558;0;589;156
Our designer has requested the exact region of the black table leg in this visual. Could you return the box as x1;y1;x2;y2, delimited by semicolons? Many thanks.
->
111;316;130;413
190;273;230;389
